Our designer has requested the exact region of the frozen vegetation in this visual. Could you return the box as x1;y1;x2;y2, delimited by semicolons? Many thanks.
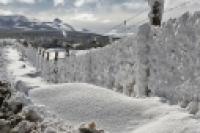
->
147;11;200;110
18;11;200;110
18;35;138;96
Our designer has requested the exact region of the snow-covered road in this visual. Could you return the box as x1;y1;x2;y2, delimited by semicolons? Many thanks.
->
3;47;200;133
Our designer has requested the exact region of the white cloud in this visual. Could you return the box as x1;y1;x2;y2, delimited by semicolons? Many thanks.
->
0;9;14;15
0;0;35;4
102;19;111;24
18;0;35;4
53;0;65;6
74;0;85;7
70;13;98;22
122;2;144;10
0;0;12;4
74;0;99;7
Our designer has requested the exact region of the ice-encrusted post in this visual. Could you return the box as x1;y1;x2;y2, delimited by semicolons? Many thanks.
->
134;24;153;97
148;0;164;26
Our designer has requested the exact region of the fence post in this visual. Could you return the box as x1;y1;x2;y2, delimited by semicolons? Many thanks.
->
55;51;58;61
42;50;45;57
53;51;59;83
46;52;49;61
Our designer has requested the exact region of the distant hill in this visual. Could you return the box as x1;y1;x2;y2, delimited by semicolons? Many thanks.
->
0;15;117;50
0;15;75;32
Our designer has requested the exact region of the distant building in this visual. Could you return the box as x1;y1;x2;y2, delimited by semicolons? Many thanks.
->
44;48;66;61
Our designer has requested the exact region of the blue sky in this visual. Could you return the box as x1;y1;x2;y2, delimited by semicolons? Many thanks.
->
0;0;149;33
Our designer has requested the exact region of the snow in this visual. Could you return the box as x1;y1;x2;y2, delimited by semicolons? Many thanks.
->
5;47;47;88
69;49;95;56
132;112;200;133
30;83;200;133
1;38;200;133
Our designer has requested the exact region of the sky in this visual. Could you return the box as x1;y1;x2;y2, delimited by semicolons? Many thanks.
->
0;0;199;33
0;0;149;33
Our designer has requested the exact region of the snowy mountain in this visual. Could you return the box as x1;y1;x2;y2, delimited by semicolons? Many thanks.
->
44;18;75;32
0;15;75;32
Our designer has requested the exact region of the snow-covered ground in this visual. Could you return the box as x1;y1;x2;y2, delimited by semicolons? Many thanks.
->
30;83;200;133
5;47;48;88
2;46;200;133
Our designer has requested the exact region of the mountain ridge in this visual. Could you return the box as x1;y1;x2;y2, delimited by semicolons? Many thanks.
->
0;15;75;32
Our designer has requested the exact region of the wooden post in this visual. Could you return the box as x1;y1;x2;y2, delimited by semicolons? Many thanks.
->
46;52;49;61
55;51;58;61
38;49;41;55
42;50;45;57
